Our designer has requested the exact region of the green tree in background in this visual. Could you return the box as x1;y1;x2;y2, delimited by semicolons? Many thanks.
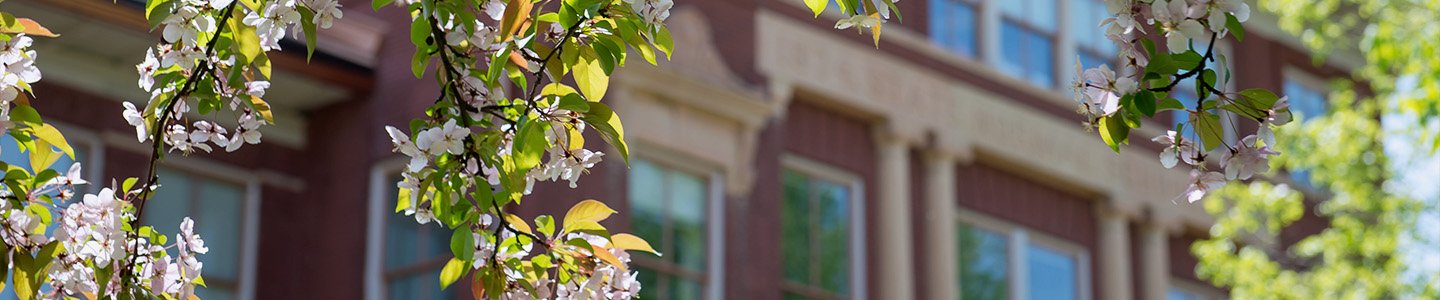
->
1192;0;1440;298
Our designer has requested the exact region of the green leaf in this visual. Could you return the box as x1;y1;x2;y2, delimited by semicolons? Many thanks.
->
1157;98;1187;112
410;14;432;48
1135;90;1158;117
573;46;609;102
1197;69;1217;100
653;26;673;60
411;46;431;79
562;199;614;230
803;0;828;17
372;0;395;11
1225;13;1244;42
438;257;469;290
513;120;548;171
451;227;474;262
1195;111;1225;151
1140;38;1157;57
299;8;318;61
581;102;628;164
535;215;556;239
1238;88;1281;108
11;250;34;300
146;0;177;30
10;104;39;125
1099;114;1129;153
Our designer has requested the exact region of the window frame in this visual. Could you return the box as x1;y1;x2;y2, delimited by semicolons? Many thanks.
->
777;154;867;300
1070;0;1117;70
625;144;727;300
954;208;1093;300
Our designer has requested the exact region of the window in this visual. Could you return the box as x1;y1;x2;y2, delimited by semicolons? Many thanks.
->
628;158;711;300
956;225;1008;300
1283;78;1328;123
1167;288;1214;300
141;168;248;300
929;0;980;58
780;158;863;300
999;0;1057;88
1071;0;1117;70
956;213;1090;300
379;173;455;300
1282;73;1329;186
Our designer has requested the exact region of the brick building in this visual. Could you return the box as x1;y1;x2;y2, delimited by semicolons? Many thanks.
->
3;0;1350;299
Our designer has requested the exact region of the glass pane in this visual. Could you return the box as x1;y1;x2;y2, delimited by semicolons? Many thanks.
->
636;267;663;300
1026;31;1054;88
628;159;666;260
1026;244;1078;300
958;225;1008;300
427;222;452;259
197;179;244;279
1000;21;1026;79
670;277;703;300
1078;52;1110;72
670;170;707;271
385;204;421;269
193;286;235;300
780;171;811;284
929;0;977;58
816;180;850;295
143;168;193;245
1284;80;1327;121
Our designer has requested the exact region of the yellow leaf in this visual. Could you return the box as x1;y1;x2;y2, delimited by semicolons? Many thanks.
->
562;200;614;230
498;0;533;41
565;220;607;234
189;295;203;300
611;233;660;255
504;213;532;235
0;18;58;37
591;244;627;272
81;293;97;300
869;13;883;48
13;92;27;106
249;95;274;124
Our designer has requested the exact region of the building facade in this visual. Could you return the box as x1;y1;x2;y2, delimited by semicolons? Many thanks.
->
4;0;1353;299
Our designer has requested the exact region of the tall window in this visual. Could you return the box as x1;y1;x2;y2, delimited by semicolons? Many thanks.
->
781;169;854;300
380;174;456;300
999;0;1057;88
1071;0;1117;70
956;219;1088;300
628;158;710;300
142;168;247;300
1283;75;1328;186
929;0;980;58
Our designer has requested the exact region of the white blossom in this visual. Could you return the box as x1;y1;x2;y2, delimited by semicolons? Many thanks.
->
1220;135;1280;180
1178;169;1225;203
